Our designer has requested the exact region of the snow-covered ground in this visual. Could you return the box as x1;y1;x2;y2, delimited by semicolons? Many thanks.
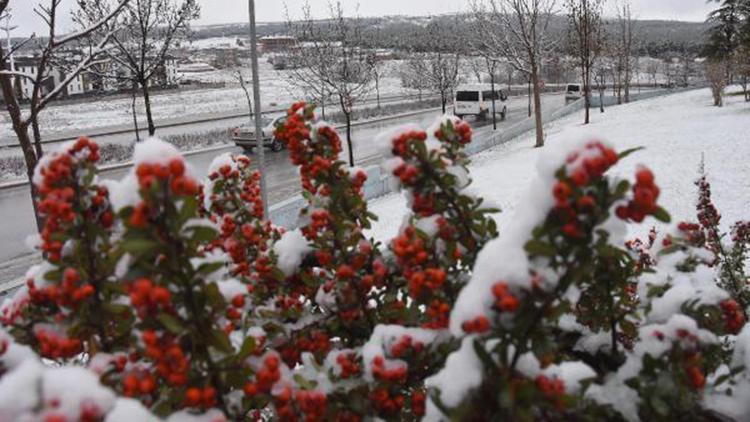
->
0;60;414;140
367;88;750;243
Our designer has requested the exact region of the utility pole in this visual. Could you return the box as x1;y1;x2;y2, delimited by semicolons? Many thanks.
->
248;0;269;219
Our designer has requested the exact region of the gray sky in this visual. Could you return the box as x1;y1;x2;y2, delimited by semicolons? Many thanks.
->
11;0;715;37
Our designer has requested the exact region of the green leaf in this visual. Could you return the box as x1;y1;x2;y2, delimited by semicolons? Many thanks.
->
186;226;218;243
652;207;671;223
205;283;226;309
178;196;199;226
198;262;225;277
524;240;556;257
157;313;185;334
121;238;159;255
472;339;498;372
209;329;233;354
618;147;645;160
293;374;318;390
237;336;257;359
102;303;131;315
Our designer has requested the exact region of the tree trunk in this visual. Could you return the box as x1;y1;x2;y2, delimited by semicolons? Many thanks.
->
531;65;544;148
140;81;156;136
1;72;43;231
490;73;497;130
375;76;381;110
441;94;447;114
340;96;355;167
31;117;43;158
527;79;532;118
132;89;141;143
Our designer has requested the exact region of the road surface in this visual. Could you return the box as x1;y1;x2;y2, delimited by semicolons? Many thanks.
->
0;93;565;290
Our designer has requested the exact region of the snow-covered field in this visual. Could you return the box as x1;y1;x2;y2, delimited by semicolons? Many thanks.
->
0;61;414;139
367;88;750;243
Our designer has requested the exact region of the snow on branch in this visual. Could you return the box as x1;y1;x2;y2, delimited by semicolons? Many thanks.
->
51;0;130;48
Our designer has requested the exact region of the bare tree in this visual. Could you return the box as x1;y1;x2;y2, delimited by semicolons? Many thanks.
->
566;0;604;124
400;58;429;101
706;60;728;107
645;58;660;87
287;1;373;167
0;0;129;230
418;19;462;114
367;53;384;110
470;0;558;148
75;0;200;137
614;0;635;102
734;45;750;101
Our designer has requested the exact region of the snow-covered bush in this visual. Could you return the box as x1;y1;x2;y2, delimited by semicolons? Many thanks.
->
1;101;748;421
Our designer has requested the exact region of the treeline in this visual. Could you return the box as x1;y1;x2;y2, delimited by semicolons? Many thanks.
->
189;14;711;57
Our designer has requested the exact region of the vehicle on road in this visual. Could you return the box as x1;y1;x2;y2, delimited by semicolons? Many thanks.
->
230;115;286;153
454;84;508;121
565;83;583;102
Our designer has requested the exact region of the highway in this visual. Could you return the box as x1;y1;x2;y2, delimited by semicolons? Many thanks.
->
0;93;565;289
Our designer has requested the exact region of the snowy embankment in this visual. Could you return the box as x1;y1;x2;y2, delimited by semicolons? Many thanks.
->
369;88;750;242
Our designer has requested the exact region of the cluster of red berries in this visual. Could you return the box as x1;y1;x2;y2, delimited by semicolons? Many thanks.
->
695;176;721;231
491;282;520;313
371;355;408;383
683;352;706;389
370;388;405;415
279;330;331;367
407;268;447;299
412;192;436;217
461;315;490;334
292;389;328;422
391;130;427;157
35;328;82;359
424;299;451;329
392;227;428;268
616;167;661;223
141;330;190;387
276;103;313;167
184;386;217;408
336;352;362;379
122;372;157;397
434;120;472;145
27;269;94;309
135;158;198;197
389;335;424;359
127;278;171;316
36;139;110;262
393;163;420;185
411;390;426;416
535;375;566;407
42;399;103;422
720;299;746;333
565;141;619;184
244;354;282;397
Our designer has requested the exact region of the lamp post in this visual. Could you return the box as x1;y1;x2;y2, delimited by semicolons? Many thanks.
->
248;0;269;218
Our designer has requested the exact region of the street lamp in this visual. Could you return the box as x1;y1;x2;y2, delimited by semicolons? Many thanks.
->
248;0;269;219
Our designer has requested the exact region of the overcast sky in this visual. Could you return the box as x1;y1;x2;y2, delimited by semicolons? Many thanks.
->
11;0;715;37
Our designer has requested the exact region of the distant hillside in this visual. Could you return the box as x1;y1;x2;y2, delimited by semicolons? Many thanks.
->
191;14;711;57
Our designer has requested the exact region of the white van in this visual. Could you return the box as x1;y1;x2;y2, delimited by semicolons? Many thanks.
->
454;84;508;121
565;83;583;102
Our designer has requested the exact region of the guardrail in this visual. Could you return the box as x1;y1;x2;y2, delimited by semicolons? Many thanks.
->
0;93;429;149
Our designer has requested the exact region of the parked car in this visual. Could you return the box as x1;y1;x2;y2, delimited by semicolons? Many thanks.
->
565;83;583;102
230;115;286;153
454;84;508;121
